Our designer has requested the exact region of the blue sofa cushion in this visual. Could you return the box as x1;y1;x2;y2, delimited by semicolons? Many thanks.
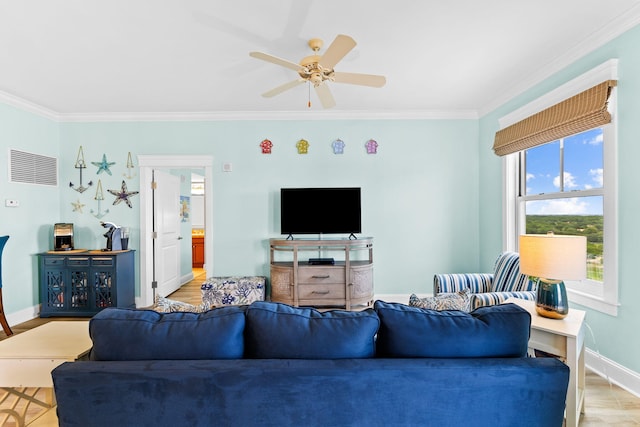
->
374;301;530;358
89;306;246;361
245;302;380;359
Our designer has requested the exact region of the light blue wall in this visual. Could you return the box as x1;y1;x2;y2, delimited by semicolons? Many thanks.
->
0;104;61;314
478;25;640;372
57;120;481;290
0;115;480;321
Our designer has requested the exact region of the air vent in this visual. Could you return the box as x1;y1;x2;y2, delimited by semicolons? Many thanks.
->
9;149;58;186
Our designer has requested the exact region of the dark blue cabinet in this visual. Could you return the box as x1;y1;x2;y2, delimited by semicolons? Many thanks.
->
39;251;135;317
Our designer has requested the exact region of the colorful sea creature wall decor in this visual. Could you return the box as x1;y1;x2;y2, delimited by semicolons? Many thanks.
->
69;146;93;193
365;139;378;154
296;139;309;154
108;180;139;208
332;139;345;154
260;139;273;154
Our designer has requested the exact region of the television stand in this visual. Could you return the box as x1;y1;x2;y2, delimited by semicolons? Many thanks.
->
269;237;374;311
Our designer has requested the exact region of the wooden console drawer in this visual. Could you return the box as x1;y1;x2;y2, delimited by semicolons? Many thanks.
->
298;267;343;283
269;237;374;311
298;283;345;299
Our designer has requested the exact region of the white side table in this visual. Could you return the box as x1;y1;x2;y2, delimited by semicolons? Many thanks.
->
505;298;586;427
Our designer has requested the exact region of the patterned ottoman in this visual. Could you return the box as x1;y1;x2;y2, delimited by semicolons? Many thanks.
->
201;276;266;308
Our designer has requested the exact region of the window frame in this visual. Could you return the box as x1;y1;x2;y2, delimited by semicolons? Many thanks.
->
501;60;619;316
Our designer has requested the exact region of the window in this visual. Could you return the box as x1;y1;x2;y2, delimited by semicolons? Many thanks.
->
500;60;619;315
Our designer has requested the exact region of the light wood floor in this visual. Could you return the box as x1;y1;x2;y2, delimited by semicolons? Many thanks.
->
1;268;639;426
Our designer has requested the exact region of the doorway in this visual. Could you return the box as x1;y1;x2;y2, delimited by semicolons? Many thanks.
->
138;155;214;308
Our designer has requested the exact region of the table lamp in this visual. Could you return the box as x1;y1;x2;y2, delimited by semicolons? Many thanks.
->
519;232;586;319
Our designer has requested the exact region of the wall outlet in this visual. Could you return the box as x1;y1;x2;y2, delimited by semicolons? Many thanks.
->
5;199;19;207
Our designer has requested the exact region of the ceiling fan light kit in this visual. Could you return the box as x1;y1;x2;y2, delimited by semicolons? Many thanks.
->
249;34;386;109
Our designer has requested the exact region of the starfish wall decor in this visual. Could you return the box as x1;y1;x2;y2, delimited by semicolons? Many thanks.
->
108;180;139;208
71;199;85;213
92;154;116;175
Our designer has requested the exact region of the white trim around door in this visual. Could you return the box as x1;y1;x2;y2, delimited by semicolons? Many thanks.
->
137;155;214;308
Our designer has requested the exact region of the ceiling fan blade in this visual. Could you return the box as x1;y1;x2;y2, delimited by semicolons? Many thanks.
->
333;72;386;88
262;79;306;98
249;52;301;72
314;84;336;109
319;34;357;69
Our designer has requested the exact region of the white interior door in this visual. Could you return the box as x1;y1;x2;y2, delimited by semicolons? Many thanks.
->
138;155;214;308
154;169;181;297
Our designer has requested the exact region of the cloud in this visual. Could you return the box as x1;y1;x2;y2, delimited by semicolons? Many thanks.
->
526;173;535;182
527;198;591;215
553;171;578;189
585;132;604;145
590;168;603;186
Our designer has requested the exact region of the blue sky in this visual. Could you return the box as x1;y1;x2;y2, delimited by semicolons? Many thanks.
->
525;128;603;215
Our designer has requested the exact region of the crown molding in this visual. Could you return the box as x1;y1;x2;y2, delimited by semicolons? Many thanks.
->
0;90;478;121
55;109;478;122
0;89;60;121
479;4;640;117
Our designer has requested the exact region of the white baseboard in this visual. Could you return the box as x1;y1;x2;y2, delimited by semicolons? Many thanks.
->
180;271;195;285
586;348;640;398
6;304;41;327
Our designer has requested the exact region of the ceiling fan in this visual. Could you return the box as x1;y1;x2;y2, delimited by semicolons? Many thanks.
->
249;34;386;109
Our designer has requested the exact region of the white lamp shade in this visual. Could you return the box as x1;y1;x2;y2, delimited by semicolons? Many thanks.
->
519;234;587;280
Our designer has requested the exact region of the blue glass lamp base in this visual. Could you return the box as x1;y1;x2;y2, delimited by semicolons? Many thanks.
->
535;278;569;319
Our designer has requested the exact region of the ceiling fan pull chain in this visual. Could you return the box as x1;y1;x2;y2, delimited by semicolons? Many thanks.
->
308;81;311;108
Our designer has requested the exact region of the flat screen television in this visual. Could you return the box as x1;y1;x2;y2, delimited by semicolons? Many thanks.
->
280;187;361;237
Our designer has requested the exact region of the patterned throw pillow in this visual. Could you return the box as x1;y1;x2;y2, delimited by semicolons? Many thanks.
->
152;295;205;313
408;288;470;312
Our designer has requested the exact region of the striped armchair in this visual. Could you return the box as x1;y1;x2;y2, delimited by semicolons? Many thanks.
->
433;251;536;311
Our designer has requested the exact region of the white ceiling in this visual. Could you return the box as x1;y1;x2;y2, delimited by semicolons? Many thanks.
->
1;0;639;120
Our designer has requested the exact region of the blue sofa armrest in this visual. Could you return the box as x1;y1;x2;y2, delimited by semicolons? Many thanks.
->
433;273;493;295
470;291;536;310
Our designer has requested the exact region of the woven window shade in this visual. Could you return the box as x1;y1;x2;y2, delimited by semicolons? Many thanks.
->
493;80;617;156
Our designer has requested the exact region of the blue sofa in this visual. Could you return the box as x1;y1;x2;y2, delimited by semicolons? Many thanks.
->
52;301;569;427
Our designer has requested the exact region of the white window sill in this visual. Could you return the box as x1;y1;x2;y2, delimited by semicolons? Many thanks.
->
567;288;619;316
